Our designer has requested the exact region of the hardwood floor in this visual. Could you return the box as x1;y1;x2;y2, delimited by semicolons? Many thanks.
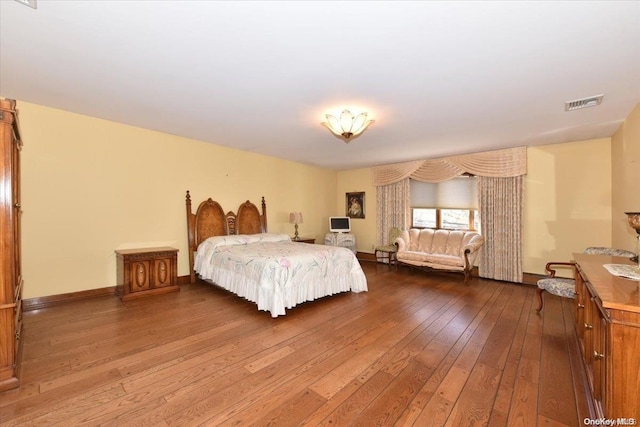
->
0;263;588;426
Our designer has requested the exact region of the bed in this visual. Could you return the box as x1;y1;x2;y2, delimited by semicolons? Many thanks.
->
185;191;368;317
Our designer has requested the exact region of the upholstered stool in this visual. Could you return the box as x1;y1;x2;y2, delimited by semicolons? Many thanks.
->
536;276;576;306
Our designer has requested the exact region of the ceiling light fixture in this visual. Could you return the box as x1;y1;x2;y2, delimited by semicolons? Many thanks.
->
321;109;374;143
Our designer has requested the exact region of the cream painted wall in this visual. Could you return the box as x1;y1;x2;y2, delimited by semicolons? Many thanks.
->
335;168;377;252
18;100;638;298
612;102;640;253
523;139;612;275
18;102;337;299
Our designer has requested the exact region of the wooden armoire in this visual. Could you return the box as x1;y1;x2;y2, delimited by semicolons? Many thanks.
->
0;98;23;391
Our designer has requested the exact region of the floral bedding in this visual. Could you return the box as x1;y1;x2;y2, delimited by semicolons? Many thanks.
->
194;233;368;317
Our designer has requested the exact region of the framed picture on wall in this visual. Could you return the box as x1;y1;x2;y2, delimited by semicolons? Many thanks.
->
346;192;365;219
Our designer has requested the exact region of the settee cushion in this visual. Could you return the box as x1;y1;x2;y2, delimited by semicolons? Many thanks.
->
536;277;576;299
399;251;464;268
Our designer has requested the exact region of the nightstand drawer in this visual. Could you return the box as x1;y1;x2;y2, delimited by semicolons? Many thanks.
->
292;237;315;244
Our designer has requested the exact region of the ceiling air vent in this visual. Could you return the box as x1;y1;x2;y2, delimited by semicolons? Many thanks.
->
565;94;604;111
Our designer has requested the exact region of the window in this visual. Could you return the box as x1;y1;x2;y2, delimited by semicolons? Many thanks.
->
413;208;436;228
410;177;480;231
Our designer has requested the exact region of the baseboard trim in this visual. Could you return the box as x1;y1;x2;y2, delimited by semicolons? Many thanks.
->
361;253;542;286
24;276;193;311
357;252;377;262
522;272;545;286
177;275;191;285
23;269;539;312
24;287;118;312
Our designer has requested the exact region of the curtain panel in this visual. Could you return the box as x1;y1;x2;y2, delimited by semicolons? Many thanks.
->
372;146;527;185
478;176;524;283
376;179;410;247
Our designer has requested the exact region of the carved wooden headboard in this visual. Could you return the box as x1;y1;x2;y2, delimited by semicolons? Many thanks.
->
185;191;267;283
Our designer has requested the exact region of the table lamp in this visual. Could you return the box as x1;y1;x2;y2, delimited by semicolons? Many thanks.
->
289;212;303;240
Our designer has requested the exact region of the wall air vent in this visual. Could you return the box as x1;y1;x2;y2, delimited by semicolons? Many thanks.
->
565;94;604;111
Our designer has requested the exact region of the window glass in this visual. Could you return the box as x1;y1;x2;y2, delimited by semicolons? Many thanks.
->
410;177;480;231
412;208;436;228
441;209;470;230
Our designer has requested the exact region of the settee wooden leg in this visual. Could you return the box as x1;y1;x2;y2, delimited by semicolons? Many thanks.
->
535;288;545;312
464;269;470;284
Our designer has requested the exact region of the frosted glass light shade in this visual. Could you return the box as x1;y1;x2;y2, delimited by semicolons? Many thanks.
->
321;109;374;143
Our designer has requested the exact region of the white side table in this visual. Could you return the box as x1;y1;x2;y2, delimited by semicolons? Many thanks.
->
324;233;356;254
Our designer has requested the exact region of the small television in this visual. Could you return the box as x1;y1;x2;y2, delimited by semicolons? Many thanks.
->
329;216;351;233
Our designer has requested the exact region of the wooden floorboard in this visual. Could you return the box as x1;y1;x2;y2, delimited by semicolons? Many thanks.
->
0;263;588;426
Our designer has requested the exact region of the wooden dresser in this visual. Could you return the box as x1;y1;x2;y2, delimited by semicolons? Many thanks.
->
573;253;640;419
0;99;23;392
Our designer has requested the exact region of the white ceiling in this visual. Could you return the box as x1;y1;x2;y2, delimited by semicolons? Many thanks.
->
1;1;639;170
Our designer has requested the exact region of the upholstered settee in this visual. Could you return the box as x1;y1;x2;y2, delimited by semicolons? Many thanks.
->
394;228;485;283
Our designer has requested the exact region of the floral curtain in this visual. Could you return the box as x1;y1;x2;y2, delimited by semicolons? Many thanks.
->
376;178;410;248
373;146;526;185
478;176;524;283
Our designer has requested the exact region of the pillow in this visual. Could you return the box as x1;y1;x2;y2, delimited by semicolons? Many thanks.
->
197;233;291;253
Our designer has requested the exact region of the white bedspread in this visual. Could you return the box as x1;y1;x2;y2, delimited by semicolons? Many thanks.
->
194;233;368;317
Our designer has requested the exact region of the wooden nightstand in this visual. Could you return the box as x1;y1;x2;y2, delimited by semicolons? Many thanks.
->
116;247;179;301
292;237;315;244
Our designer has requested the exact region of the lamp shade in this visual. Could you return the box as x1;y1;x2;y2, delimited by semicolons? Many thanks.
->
289;212;303;224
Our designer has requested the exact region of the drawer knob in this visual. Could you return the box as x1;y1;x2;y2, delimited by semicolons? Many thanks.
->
584;322;593;330
14;202;21;208
593;350;604;360
577;303;585;308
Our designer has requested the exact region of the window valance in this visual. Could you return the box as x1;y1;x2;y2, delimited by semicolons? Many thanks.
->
372;146;527;186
